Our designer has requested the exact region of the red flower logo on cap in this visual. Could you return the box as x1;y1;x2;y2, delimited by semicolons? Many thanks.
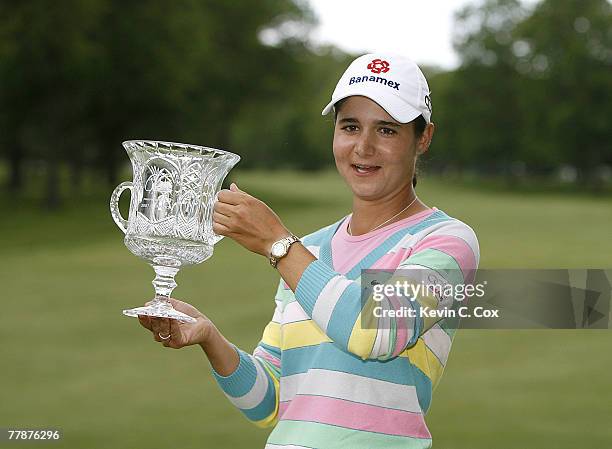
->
367;59;390;74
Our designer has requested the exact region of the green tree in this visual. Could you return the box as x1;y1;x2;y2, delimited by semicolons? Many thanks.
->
0;0;102;205
230;47;352;170
0;0;320;207
514;0;612;180
433;0;612;182
436;0;526;176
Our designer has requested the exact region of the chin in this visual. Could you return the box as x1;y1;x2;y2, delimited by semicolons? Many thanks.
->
349;186;383;201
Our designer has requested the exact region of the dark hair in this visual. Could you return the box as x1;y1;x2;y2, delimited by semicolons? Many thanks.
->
333;99;426;188
411;115;427;187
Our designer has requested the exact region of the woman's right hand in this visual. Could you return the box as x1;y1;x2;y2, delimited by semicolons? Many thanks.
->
137;298;216;349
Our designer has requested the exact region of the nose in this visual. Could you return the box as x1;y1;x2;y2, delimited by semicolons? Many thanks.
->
354;130;376;158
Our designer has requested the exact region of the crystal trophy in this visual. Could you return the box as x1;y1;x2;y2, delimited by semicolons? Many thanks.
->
110;140;240;323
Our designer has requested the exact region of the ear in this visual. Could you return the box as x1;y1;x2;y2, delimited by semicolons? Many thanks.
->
417;123;435;155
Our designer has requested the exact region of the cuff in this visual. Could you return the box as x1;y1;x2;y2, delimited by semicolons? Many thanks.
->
212;345;258;398
294;259;338;316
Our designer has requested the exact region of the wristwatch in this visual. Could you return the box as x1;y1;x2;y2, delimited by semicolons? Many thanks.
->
269;234;300;268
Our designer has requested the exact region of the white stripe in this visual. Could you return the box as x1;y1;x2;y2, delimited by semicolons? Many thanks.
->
311;276;353;332
394;220;453;250
279;369;421;413
271;300;282;323
281;300;310;324
225;356;269;410
279;372;306;402
422;323;452;366
304;245;320;259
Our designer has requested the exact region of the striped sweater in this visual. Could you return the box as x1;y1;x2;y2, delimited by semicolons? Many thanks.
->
213;208;480;449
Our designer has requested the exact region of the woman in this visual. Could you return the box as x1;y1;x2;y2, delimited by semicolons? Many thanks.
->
139;53;479;449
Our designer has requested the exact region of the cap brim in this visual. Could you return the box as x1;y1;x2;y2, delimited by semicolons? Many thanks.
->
321;92;423;124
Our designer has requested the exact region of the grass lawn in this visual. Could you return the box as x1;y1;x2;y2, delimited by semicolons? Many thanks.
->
1;169;611;448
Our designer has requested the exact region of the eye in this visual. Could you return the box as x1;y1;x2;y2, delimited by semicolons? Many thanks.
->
379;127;396;136
341;124;358;133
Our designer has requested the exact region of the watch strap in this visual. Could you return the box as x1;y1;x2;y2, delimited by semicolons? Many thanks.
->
269;234;300;268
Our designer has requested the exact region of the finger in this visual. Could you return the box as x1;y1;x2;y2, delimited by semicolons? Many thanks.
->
214;201;236;217
138;314;152;331
159;318;171;343
167;318;180;347
167;297;203;320
213;211;232;226
150;317;164;342
229;182;244;193
216;189;242;205
212;222;232;236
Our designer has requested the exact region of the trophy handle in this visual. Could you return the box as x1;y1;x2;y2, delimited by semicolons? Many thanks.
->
110;181;133;234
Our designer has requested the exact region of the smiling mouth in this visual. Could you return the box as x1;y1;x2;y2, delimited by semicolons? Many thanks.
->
351;164;381;174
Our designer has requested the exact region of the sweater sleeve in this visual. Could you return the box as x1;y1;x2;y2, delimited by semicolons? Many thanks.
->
211;281;283;428
294;220;479;361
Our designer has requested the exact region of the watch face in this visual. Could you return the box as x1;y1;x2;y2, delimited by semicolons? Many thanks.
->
271;241;286;258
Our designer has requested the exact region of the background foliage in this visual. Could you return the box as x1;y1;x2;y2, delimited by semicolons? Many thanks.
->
0;0;610;209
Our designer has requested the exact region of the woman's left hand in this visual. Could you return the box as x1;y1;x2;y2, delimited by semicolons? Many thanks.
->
213;183;291;257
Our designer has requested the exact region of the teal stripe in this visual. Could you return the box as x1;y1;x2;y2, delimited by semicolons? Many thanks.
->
268;420;431;449
213;347;257;397
259;341;281;358
242;373;277;421
302;218;345;250
324;282;363;351
281;343;422;386
316;218;345;268
410;363;433;414
294;259;339;315
403;210;451;235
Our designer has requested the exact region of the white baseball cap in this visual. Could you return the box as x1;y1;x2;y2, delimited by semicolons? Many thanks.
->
321;53;432;124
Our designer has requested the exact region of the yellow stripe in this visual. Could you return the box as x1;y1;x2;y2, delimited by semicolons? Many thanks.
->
261;321;281;348
399;338;444;388
281;320;331;350
252;363;280;428
348;297;378;360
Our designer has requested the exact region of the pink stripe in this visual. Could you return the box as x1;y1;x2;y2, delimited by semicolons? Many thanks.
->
254;347;281;369
279;401;290;418
279;395;431;439
411;235;477;282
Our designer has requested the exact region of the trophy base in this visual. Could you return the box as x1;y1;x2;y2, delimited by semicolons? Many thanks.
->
123;303;197;324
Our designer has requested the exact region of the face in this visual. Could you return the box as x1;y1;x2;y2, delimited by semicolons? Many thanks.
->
333;96;431;202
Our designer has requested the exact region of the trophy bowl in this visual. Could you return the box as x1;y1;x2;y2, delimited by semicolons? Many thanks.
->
110;140;240;323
